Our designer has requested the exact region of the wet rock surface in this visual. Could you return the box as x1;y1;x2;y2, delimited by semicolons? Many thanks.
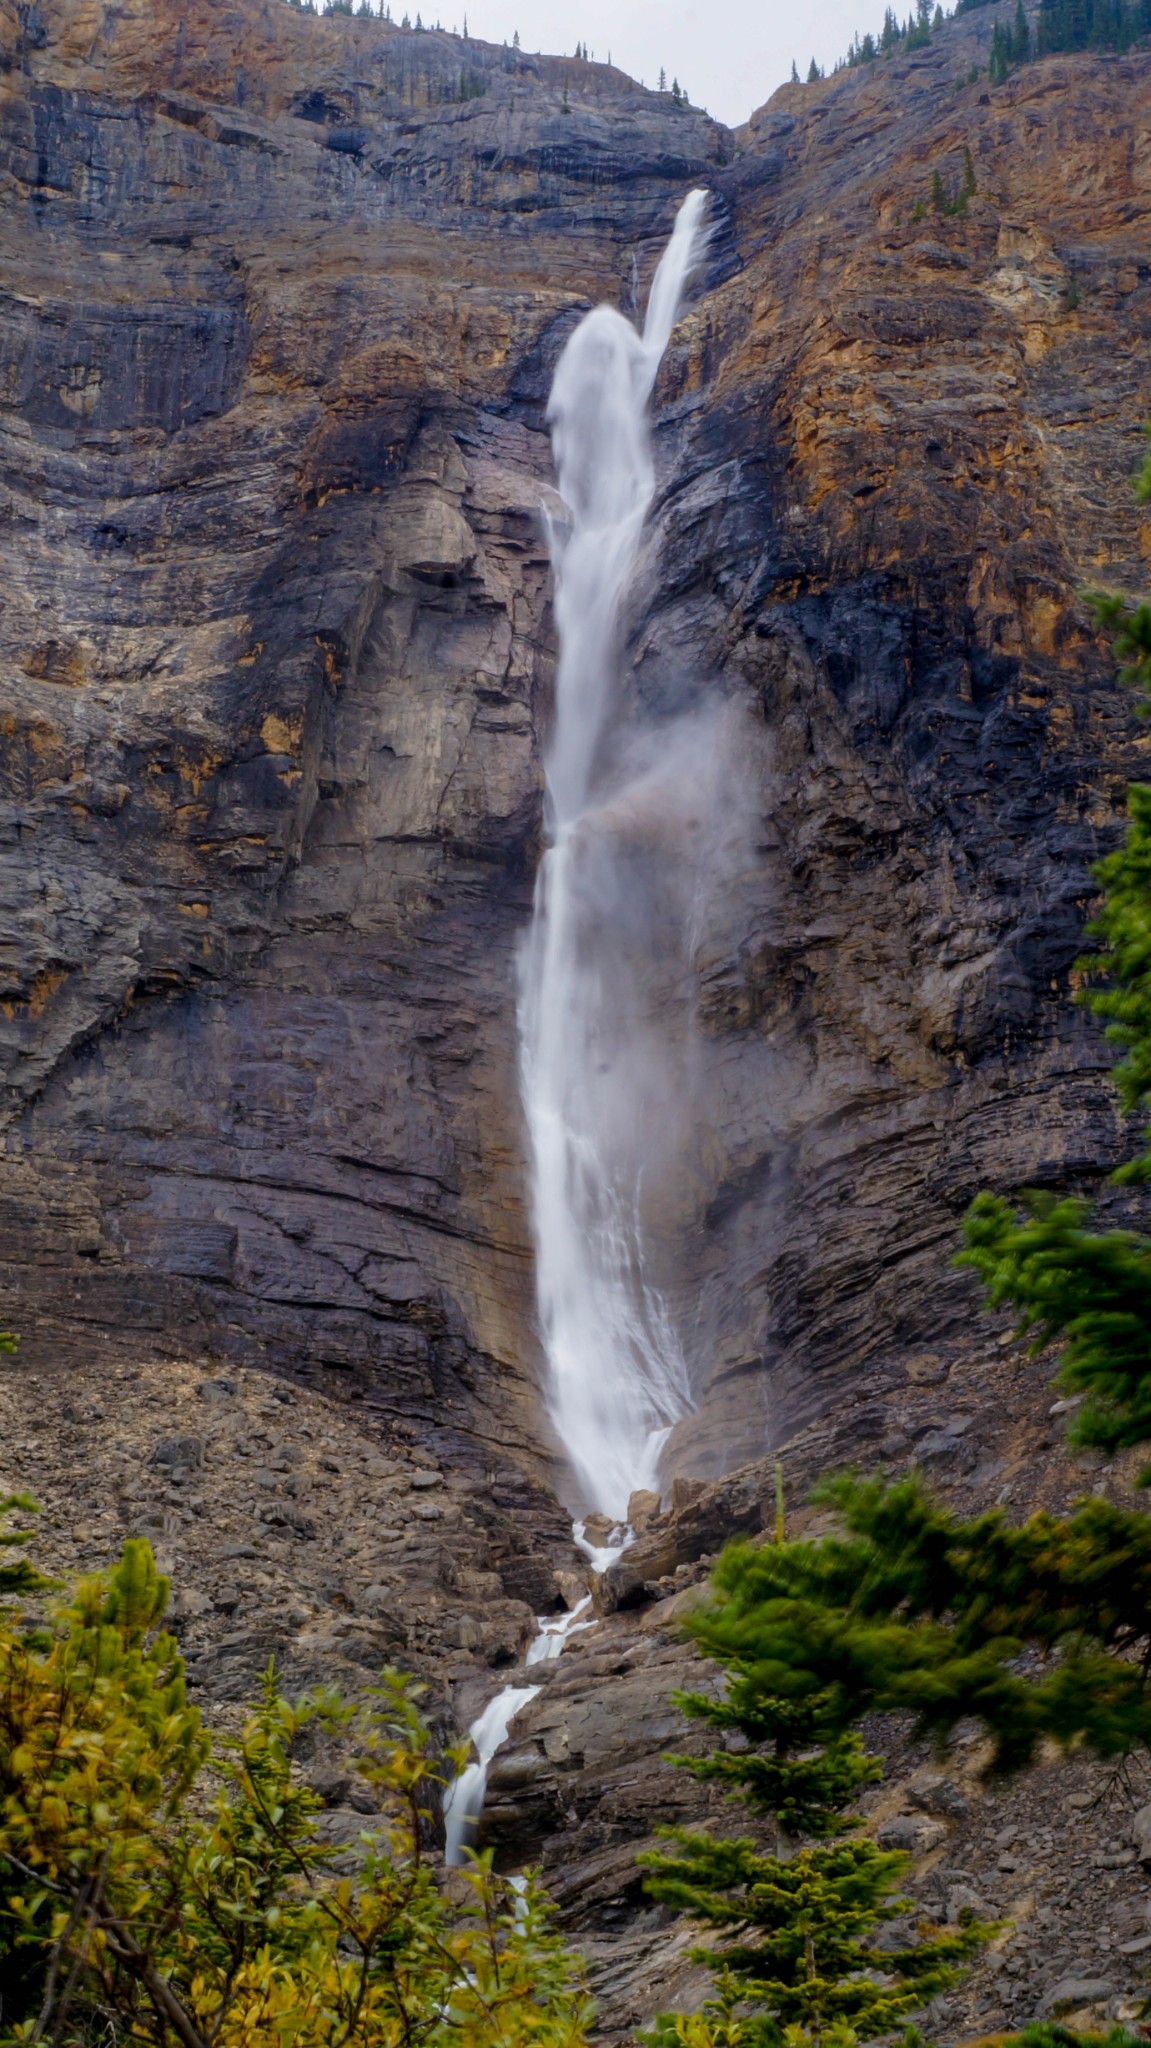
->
0;0;728;1486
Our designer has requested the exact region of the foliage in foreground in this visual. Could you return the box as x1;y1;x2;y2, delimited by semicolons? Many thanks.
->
1000;2030;1146;2048
0;1525;591;2047
640;1529;986;2048
671;1476;1151;1775
0;1493;49;1612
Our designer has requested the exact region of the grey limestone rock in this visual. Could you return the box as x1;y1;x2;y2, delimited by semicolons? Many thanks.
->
876;1814;948;1854
908;1772;969;1820
1130;1803;1151;1866
1038;1978;1118;2017
150;1434;205;1470
947;1883;991;1925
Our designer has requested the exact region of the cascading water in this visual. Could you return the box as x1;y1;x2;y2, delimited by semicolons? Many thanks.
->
518;188;709;1522
443;1683;540;1867
443;195;710;1867
442;1602;592;1867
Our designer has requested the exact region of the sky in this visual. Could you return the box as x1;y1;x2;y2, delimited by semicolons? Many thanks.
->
443;0;881;126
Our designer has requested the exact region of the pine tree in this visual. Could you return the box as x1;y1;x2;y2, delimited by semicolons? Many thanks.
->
692;1476;1151;1773
512;25;519;45
642;1551;986;2047
808;55;822;78
659;64;667;88
1034;0;1147;52
0;1490;50;1609
791;58;801;80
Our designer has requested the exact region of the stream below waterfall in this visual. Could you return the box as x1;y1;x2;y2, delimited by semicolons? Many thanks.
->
442;1526;624;1866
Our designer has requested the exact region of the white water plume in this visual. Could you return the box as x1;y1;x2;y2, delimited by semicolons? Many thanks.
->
526;1592;594;1665
518;190;709;1522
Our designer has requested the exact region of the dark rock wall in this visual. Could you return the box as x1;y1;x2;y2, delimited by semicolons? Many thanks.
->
655;31;1151;1465
1;0;1149;1485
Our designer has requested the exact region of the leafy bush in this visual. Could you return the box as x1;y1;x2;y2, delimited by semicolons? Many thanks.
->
0;1523;591;2047
1000;2030;1146;2048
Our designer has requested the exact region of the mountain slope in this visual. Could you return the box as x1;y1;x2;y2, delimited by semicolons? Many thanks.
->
2;0;1148;1480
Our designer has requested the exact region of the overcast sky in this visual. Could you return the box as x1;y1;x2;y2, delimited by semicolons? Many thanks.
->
447;0;881;126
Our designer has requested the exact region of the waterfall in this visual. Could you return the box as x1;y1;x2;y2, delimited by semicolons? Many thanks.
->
443;1683;541;1867
518;190;709;1522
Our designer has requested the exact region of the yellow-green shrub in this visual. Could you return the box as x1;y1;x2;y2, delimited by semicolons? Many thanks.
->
0;1525;591;2047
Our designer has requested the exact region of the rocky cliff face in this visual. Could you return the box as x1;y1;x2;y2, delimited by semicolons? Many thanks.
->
4;2;1151;2032
0;0;729;1475
2;0;1149;1490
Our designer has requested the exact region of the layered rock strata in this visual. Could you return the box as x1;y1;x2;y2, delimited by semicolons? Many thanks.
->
2;0;1151;1485
6;7;1151;2034
0;0;726;1477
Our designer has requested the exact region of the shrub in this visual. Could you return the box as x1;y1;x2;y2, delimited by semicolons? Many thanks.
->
0;1519;591;2047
